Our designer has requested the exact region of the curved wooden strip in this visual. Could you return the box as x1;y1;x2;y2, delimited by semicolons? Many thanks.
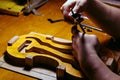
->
6;32;84;79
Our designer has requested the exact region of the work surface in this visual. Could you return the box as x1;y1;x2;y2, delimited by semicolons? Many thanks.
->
0;0;119;80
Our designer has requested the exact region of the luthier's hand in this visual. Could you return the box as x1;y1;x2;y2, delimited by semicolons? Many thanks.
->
72;32;120;80
60;0;88;22
72;32;100;65
61;0;120;39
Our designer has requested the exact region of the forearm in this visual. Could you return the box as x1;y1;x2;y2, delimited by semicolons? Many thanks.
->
79;46;120;80
85;0;120;39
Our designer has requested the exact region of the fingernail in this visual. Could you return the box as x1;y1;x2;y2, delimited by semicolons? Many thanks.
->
68;12;72;16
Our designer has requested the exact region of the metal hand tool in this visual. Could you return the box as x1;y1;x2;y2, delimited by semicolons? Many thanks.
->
71;10;103;33
24;0;48;15
47;18;64;23
71;10;86;33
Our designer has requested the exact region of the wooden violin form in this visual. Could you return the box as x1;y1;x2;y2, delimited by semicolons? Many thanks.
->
5;32;84;80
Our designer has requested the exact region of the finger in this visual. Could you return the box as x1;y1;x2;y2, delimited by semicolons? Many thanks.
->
72;35;81;61
61;0;76;14
72;35;76;42
72;0;87;13
61;1;77;22
64;15;74;24
72;50;78;60
79;32;85;43
72;2;81;13
72;32;85;44
71;25;80;35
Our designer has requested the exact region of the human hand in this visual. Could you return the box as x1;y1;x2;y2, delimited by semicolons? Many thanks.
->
72;30;100;63
61;0;88;23
72;31;120;80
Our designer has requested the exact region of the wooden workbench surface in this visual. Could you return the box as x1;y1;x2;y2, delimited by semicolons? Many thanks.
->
0;0;73;80
0;0;115;80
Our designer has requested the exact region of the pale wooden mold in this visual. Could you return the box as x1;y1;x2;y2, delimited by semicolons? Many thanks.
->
56;65;66;80
8;36;19;46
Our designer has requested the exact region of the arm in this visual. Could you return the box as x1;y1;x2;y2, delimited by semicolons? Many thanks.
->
61;0;120;80
72;32;120;80
86;0;120;39
61;0;120;39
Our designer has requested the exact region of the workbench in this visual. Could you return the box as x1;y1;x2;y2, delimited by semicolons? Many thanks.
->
0;0;119;80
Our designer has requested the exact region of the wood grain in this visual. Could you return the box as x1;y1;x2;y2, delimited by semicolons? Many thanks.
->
0;0;119;80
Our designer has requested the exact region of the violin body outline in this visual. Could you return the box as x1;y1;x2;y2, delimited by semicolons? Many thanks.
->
5;32;84;80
